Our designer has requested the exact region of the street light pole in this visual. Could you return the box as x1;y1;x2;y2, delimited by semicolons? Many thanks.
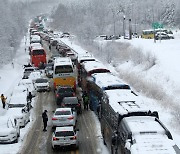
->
129;19;132;40
123;15;126;39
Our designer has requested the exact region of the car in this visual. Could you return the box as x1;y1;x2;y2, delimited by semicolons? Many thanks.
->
0;117;20;144
34;78;50;92
52;126;79;150
18;79;36;97
61;97;82;114
45;63;53;78
155;32;170;40
29;71;42;83
7;104;30;128
60;32;70;38
52;108;77;128
22;67;36;79
55;86;75;105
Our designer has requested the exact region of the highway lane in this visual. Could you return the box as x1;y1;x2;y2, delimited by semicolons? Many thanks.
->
19;86;107;154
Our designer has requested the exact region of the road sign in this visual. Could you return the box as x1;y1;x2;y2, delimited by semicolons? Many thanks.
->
152;22;164;29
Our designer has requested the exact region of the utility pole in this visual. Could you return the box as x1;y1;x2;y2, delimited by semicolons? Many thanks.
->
129;19;132;40
123;15;126;39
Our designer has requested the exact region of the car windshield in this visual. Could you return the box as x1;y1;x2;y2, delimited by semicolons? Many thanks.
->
8;104;25;108
55;131;74;137
25;68;34;72
35;79;48;83
32;50;45;55
55;111;71;115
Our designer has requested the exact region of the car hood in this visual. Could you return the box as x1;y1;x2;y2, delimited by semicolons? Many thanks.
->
0;126;15;135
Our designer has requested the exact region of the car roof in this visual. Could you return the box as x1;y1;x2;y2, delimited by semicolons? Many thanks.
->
55;126;74;132
62;97;78;104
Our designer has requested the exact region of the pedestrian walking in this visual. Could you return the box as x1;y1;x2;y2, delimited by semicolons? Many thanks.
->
1;94;7;109
42;110;48;131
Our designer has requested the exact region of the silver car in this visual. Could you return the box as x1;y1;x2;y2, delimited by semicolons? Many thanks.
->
52;108;77;128
52;126;79;150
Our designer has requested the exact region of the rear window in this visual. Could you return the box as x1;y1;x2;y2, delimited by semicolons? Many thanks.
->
55;65;73;74
58;87;73;93
55;131;74;137
32;50;45;55
55;111;71;115
8;104;25;108
25;68;34;72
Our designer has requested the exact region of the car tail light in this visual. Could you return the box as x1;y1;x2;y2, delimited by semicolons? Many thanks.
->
53;137;59;141
68;116;74;120
56;94;59;97
73;93;75;96
52;117;58;120
77;103;80;107
70;136;77;140
61;104;65;107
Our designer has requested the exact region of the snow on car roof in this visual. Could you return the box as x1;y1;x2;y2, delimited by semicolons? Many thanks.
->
91;72;130;90
9;93;27;105
56;126;74;132
105;89;145;114
82;61;110;73
125;116;177;154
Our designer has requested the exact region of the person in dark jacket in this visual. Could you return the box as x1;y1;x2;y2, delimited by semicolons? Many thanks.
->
42;110;48;131
1;94;7;109
82;91;89;110
27;92;33;102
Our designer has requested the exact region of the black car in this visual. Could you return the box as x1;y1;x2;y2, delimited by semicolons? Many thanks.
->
55;86;75;105
61;97;82;114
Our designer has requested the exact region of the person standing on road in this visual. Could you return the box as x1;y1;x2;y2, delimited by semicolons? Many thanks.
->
27;92;33;102
82;91;89;110
42;110;48;131
1;94;7;109
27;92;33;110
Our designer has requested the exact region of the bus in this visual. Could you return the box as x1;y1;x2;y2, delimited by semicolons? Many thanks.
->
87;72;132;113
30;46;46;67
100;89;180;154
141;29;155;39
53;57;76;90
77;53;96;86
79;60;110;92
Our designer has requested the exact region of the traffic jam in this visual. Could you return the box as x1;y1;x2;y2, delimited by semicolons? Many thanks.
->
1;14;180;154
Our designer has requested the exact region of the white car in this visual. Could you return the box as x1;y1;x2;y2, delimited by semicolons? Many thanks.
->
0;117;20;144
34;78;50;92
18;79;36;97
7;104;30;128
7;93;31;127
29;71;43;83
52;108;77;128
52;126;79;150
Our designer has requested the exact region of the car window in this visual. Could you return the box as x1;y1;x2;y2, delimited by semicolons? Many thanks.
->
55;111;71;115
8;104;25;108
35;79;48;83
55;131;74;137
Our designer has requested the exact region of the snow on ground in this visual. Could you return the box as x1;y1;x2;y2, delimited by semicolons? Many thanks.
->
0;36;36;154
